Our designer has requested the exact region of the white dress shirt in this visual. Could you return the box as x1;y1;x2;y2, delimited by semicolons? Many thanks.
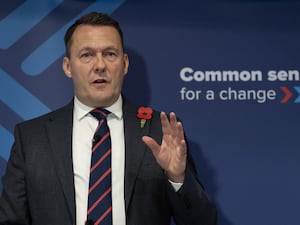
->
72;95;182;225
72;96;125;225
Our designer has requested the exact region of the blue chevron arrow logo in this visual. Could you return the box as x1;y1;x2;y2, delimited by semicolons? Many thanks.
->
294;86;300;103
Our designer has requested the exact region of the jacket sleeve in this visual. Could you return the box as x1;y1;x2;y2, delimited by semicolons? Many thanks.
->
166;163;217;225
0;125;31;225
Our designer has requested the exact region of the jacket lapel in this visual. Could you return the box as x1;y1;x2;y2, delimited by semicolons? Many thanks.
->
44;99;152;216
45;101;76;222
123;101;151;211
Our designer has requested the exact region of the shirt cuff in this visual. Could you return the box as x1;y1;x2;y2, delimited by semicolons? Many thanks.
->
168;179;183;192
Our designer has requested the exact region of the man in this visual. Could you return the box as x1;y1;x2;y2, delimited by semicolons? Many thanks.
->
0;12;217;225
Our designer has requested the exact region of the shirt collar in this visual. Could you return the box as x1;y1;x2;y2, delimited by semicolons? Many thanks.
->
74;95;123;121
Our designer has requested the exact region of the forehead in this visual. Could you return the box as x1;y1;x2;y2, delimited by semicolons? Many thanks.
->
71;24;122;50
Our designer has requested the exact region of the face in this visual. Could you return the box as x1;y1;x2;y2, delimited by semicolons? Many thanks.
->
63;24;129;108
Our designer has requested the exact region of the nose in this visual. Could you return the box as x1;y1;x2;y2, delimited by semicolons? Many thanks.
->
94;53;106;73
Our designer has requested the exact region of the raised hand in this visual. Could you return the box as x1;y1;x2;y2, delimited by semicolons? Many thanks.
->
142;112;187;183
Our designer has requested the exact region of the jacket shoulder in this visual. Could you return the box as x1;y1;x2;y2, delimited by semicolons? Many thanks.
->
16;101;73;129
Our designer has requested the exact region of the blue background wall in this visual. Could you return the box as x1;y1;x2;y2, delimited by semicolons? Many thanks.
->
1;1;299;224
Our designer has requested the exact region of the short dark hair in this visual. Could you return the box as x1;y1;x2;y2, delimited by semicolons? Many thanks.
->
64;12;124;57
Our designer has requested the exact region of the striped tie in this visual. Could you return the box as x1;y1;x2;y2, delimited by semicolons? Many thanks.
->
87;108;112;225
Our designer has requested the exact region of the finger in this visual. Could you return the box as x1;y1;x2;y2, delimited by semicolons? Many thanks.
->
169;112;178;129
179;139;187;156
161;112;180;133
176;121;185;141
160;112;171;134
141;136;160;156
169;112;185;139
170;112;185;129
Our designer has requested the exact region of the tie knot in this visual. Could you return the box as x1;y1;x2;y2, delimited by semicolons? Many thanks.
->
90;108;110;121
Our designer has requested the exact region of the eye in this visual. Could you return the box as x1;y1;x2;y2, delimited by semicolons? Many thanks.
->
103;51;118;61
79;51;94;63
81;52;92;58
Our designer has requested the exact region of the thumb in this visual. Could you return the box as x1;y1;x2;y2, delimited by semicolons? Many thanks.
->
142;136;160;156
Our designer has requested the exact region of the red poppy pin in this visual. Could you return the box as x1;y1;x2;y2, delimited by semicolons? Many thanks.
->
137;107;153;128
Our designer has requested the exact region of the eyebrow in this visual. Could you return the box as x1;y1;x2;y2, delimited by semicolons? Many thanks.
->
78;47;94;53
79;46;121;53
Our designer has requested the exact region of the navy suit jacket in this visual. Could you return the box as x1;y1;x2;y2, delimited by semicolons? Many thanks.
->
0;98;217;225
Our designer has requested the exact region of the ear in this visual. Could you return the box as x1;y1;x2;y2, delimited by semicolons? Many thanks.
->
62;57;72;78
123;53;129;76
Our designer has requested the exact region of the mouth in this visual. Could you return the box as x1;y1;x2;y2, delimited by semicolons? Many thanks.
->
93;78;107;84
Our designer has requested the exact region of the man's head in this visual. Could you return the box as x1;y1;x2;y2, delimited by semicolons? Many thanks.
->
62;12;129;108
64;12;124;57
